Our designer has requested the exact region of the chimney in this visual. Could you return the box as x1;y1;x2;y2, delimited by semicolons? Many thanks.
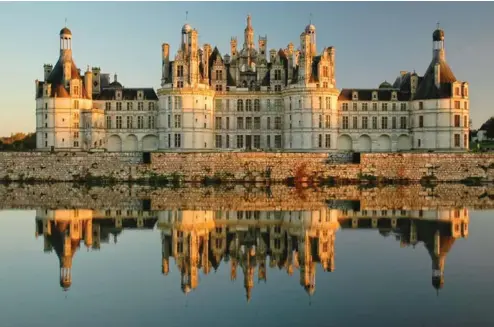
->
85;66;93;99
44;64;53;80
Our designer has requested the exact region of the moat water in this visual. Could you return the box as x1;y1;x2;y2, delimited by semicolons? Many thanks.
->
1;185;494;327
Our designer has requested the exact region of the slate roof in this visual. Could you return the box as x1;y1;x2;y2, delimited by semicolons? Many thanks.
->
414;55;457;100
93;87;158;101
338;88;411;101
37;57;90;99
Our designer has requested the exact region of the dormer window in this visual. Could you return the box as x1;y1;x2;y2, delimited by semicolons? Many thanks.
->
372;92;378;100
116;90;122;100
137;91;144;100
455;87;460;96
391;92;397;100
464;88;468;97
177;65;184;77
74;86;79;96
352;92;358;100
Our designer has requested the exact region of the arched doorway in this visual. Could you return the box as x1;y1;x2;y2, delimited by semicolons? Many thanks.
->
357;135;372;152
376;135;392;152
107;135;122;152
123;134;138;152
397;135;411;151
142;134;159;151
337;134;353;151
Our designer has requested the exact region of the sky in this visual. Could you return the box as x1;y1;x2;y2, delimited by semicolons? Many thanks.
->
0;1;493;135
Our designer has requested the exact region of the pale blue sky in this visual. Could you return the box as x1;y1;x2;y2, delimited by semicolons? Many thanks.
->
0;1;493;135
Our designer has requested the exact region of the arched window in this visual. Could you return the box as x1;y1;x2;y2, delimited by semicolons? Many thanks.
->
237;99;243;111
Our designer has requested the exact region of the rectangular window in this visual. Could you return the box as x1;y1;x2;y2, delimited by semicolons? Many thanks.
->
177;65;184;77
74;100;79;109
382;103;388;111
225;99;230;111
226;135;230;148
246;99;252;112
455;101;461;109
419;102;424;110
353;103;357;111
274;85;281;92
138;102;144;111
275;117;282;129
319;115;323;128
168;97;172;110
254;99;260;112
318;134;323;148
454;134;460;147
275;99;283;110
352;116;358;129
106;116;112;129
342;116;349;129
274;70;281;80
174;133;181;147
464;134;468;148
400;103;407;111
236;135;244;148
246;117;253;129
400;117;407;129
274;135;282;148
464;102;468;110
237;117;244;129
342;103;348;111
167;114;171;128
137;116;144;129
362;116;368;129
454;115;460;127
116;102;122;111
215;117;222;130
225;117;230;130
177;81;184;88
392;117;396;129
362;103;368;111
216;70;223;80
254;117;261;129
116;116;122;129
148;102;155;111
266;135;271;148
372;117;377;129
237;99;243;111
464;116;468;128
127;116;133;129
392;103;397;111
325;115;331;128
381;116;388;129
105;102;111;111
419;116;424;128
326;97;331;110
267;117;271;129
174;114;181;128
215;99;222;110
127;102;133;111
372;103;377;111
148;116;155;129
266;99;271;110
174;97;181;110
254;135;261;149
325;134;331;148
215;135;222;148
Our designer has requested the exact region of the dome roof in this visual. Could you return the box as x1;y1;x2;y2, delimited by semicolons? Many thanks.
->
60;27;72;36
433;28;445;41
109;81;122;88
182;23;192;34
379;81;393;89
305;24;316;33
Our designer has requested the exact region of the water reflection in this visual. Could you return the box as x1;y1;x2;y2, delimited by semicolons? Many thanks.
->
35;206;469;300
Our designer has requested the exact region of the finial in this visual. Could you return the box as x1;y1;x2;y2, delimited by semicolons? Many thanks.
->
185;11;188;21
436;21;440;29
309;13;313;24
65;18;67;27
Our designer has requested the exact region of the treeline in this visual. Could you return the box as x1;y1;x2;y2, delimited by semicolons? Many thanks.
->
479;117;494;139
0;133;36;151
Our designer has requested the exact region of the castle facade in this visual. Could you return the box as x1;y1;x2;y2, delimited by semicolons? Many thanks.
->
35;17;470;152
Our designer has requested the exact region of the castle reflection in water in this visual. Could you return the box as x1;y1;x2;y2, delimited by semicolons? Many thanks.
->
35;203;469;300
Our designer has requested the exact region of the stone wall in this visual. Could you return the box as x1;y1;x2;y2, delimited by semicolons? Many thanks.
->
2;183;494;211
2;151;494;183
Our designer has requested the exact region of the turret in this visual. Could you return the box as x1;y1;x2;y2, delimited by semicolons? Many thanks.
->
244;14;254;50
230;37;237;57
44;64;53;80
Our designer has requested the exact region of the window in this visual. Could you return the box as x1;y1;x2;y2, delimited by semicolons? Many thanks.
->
106;116;112;129
254;135;261;149
73;131;79;138
215;84;223;91
274;70;281;80
254;99;260;111
323;82;328;88
419;102;424;110
342;116;349;129
454;115;460;127
392;117;396;129
216;70;223;80
174;133;181;147
325;134;331;148
400;117;407;129
455;101;461;109
126;102;132;111
237;117;244;129
127;116;133;129
177;65;184;77
392;103;397;111
353;116;358;129
318;134;323;148
225;117;230;130
174;97;181;110
116;116;122;129
246;99;252;112
148;116;155;129
174;114;181;128
168;97;172;110
74;86;79;96
74;100;79;109
419;116;424;128
372;103;378;111
215;117;222;130
74;141;79;147
326;97;331;110
148;102;155;111
464;116;468;128
400;103;407;111
362;117;368;129
237;99;243;111
382;103;388;111
167;115;171;128
267;117;271;129
323;66;329;77
342;103;348;111
105;102;111;111
418;139;421;147
362;103;368;111
138;116;144;129
246;117;253;129
215;135;222;148
455;87;460;96
266;135;271;148
226;135;230;148
319;115;323;128
381;117;388;129
353;103;357;111
274;135;282;148
116;102;122;111
215;99;222;111
454;134;460;147
225;99;230;111
177;81;184;88
275;99;283;110
372;117;377;129
236;135;244;148
138;102;143;111
464;102;468;110
254;117;261;129
325;115;331;128
274;117;282;129
464;134;468;148
274;85;281;92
